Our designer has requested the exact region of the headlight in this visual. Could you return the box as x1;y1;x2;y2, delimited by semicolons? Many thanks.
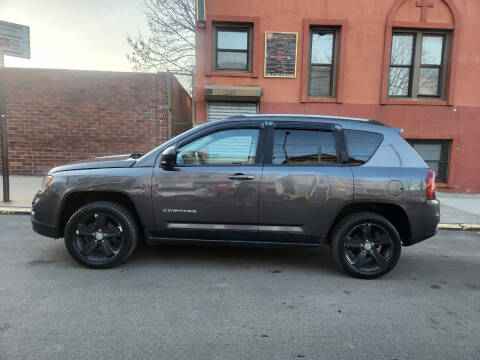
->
41;175;54;191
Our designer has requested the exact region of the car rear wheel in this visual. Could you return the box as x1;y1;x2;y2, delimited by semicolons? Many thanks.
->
330;212;402;279
64;202;138;269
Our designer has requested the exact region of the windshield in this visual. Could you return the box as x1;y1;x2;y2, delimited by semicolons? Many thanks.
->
134;122;213;163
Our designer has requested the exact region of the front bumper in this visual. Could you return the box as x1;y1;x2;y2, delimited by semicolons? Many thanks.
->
32;216;58;238
31;190;60;239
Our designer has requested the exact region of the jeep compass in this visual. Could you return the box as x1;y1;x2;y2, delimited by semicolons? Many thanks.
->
31;115;440;278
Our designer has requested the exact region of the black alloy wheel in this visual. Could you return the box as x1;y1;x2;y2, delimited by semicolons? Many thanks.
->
74;213;123;260
64;202;138;268
331;212;402;279
343;223;394;273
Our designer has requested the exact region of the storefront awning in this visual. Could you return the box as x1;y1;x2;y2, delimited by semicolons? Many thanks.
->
204;85;263;102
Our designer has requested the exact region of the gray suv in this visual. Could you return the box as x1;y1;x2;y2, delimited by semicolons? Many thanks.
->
31;115;440;278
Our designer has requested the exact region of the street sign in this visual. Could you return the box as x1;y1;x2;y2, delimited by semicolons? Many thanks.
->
0;20;30;59
0;20;30;202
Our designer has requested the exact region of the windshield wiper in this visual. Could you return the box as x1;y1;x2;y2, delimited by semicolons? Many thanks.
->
130;152;146;159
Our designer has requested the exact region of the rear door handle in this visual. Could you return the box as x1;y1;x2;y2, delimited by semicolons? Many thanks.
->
228;173;255;180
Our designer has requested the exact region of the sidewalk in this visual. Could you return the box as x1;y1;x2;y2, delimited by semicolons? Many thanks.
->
437;193;480;225
1;176;480;227
0;175;43;209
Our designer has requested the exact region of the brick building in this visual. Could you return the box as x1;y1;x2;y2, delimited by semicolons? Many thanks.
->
0;69;192;175
194;0;480;193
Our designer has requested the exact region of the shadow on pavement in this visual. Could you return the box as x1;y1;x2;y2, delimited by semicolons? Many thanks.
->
33;231;480;284
127;239;339;273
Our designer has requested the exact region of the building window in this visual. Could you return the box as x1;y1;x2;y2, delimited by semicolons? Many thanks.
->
408;139;451;183
214;24;252;72
272;130;338;165
388;31;448;98
308;28;339;97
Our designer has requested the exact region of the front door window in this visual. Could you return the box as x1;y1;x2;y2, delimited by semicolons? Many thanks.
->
177;129;259;166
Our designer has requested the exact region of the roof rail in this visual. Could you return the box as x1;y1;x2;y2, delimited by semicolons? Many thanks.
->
229;114;385;126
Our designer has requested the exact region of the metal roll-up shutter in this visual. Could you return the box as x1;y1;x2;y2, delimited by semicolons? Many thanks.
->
207;102;258;122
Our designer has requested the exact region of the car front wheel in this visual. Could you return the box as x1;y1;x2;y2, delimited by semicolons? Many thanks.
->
64;202;138;269
330;212;402;279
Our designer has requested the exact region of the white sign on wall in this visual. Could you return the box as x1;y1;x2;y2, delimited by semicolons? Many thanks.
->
0;20;30;59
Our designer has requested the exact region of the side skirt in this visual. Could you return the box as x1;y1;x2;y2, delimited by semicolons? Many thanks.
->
145;234;323;249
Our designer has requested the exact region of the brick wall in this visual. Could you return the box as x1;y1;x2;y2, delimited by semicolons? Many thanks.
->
0;68;191;175
168;74;193;137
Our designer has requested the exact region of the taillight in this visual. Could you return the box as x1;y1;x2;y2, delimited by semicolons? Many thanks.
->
426;168;436;200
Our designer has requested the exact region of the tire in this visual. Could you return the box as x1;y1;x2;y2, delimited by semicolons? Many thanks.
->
64;202;138;269
330;212;402;279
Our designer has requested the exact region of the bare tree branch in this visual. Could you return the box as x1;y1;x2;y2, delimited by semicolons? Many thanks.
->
127;0;196;89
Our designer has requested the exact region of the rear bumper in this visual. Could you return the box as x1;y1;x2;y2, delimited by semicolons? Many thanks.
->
404;199;440;246
404;229;438;246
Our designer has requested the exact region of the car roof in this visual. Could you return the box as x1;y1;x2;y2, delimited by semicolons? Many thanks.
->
135;114;403;167
224;114;404;134
226;113;387;127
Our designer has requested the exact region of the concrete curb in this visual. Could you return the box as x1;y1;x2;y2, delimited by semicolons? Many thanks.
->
0;207;31;215
1;206;479;232
438;223;480;231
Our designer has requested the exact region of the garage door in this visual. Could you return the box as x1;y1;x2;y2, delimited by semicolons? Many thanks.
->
207;102;258;122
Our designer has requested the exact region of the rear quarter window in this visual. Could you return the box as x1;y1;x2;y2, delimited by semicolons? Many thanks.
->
344;130;383;165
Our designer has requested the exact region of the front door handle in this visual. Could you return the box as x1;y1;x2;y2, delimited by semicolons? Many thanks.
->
228;173;255;180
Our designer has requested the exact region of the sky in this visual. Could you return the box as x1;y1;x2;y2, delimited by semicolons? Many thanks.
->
0;0;150;72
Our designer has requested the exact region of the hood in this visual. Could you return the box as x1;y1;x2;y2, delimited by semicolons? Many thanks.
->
50;154;137;173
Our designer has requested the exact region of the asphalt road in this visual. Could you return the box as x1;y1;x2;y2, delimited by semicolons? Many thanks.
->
0;215;479;360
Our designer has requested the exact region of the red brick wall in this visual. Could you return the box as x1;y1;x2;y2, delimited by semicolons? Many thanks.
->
0;68;191;175
169;75;193;137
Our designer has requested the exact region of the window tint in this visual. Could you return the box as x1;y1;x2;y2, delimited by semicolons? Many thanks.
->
408;139;451;183
272;129;337;165
320;131;338;163
344;130;383;165
177;129;259;165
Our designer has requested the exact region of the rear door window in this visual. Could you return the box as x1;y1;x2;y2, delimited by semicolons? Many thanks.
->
344;130;383;165
272;129;338;165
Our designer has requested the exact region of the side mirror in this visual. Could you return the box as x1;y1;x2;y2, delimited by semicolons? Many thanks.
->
160;145;177;169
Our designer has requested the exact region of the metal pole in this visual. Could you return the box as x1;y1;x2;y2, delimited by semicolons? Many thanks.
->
191;70;196;126
166;70;173;139
0;52;10;202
